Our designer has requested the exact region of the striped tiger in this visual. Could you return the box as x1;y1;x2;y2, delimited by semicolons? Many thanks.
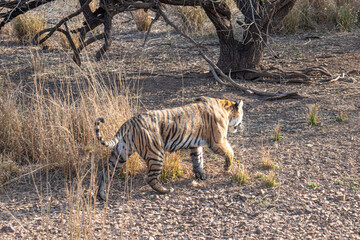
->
95;96;244;200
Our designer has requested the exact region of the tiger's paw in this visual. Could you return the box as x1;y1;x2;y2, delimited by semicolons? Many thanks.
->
195;172;207;180
148;179;172;194
97;190;107;201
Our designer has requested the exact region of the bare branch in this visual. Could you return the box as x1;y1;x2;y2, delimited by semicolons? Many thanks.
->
32;0;93;45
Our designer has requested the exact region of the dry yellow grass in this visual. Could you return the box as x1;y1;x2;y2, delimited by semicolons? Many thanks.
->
161;151;183;181
133;10;151;32
12;13;47;44
278;0;359;33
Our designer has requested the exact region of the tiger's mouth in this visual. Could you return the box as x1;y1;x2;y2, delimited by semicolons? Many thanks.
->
230;121;243;133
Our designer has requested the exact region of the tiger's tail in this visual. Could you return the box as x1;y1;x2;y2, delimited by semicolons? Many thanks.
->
94;118;117;148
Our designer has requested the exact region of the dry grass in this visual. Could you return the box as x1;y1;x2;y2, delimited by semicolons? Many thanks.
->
59;33;80;51
133;10;151;32
277;0;359;33
231;161;250;185
0;62;135;172
336;109;348;122
260;149;278;170
262;171;278;188
175;6;209;34
273;121;282;141
0;54;138;238
161;151;183;181
12;13;47;44
120;153;145;178
307;104;320;126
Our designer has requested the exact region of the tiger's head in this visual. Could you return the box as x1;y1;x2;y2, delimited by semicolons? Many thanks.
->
227;100;244;133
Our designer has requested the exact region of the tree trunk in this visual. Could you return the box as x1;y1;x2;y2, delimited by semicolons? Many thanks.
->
203;0;296;79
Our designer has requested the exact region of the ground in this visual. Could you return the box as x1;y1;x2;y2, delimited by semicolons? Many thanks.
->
0;3;360;239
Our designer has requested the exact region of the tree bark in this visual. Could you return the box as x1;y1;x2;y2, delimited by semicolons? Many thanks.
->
202;0;297;78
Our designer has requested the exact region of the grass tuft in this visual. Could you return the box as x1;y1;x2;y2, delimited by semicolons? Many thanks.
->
307;104;320;126
175;6;208;33
306;182;319;189
262;171;278;188
277;0;359;33
12;13;46;44
120;153;144;178
231;162;250;185
133;10;151;31
336;109;348;122
260;149;278;170
0;153;19;186
161;151;183;181
273;121;282;141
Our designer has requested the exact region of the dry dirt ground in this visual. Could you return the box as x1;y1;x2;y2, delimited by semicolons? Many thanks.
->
1;3;360;239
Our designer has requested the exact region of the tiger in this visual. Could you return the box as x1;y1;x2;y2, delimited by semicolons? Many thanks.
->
95;96;244;200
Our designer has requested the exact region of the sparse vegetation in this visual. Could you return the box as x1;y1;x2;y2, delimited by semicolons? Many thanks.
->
262;171;278;188
307;104;320;126
0;63;134;170
260;149;278;170
133;9;151;31
175;6;209;33
255;171;264;179
161;151;183;181
120;153;144;178
335;178;360;191
278;0;359;33
336;109;348;122
231;162;250;185
306;182;319;189
273;121;282;141
12;13;46;44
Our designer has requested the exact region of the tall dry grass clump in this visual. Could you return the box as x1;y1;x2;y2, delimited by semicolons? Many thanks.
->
133;10;152;31
0;66;135;171
277;0;359;33
161;151;183;181
175;6;209;33
0;61;137;238
12;13;47;44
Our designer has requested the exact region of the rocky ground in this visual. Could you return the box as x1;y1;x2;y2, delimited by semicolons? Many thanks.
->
0;2;360;239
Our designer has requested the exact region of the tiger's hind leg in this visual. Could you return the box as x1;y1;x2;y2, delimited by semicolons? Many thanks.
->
141;138;173;194
98;143;130;201
190;147;206;180
145;153;174;194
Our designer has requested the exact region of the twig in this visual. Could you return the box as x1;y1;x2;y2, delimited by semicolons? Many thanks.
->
32;0;93;45
157;7;208;51
0;163;54;188
143;12;160;47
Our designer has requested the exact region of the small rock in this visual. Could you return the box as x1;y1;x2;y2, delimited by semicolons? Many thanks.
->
191;180;199;187
0;226;14;233
255;227;262;234
355;195;360;201
335;194;346;201
258;189;265;195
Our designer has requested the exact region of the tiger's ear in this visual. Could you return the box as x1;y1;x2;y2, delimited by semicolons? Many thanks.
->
235;100;243;110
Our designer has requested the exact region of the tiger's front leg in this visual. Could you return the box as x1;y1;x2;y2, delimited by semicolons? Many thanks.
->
190;147;206;180
210;139;234;171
